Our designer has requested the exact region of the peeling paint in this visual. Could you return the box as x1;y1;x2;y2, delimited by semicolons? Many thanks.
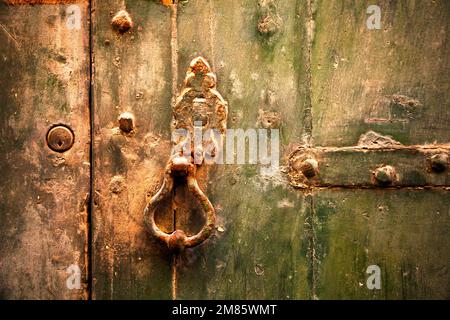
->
257;109;282;129
358;131;403;148
277;198;295;208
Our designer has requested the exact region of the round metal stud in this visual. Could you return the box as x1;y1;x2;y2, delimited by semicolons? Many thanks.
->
298;158;319;178
111;10;133;33
430;153;448;173
373;165;397;186
118;112;135;133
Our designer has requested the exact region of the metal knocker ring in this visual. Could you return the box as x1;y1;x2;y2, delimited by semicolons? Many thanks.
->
144;156;215;252
143;56;227;252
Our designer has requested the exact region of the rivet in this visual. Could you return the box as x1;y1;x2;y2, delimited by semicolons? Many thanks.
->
430;153;448;173
295;158;318;178
118;112;134;133
373;165;396;185
111;10;133;33
46;125;74;152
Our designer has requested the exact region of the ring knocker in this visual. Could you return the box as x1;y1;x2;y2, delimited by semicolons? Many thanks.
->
144;57;228;252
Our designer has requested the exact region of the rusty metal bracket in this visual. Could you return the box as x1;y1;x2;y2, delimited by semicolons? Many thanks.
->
144;57;228;251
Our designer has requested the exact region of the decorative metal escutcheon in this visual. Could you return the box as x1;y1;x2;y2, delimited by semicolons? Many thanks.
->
144;57;228;252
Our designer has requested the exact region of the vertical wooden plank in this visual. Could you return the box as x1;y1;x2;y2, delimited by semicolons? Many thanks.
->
311;0;450;146
0;1;90;299
174;0;311;299
313;189;450;299
91;0;174;299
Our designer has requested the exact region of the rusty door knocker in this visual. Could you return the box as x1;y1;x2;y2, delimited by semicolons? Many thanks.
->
144;57;228;252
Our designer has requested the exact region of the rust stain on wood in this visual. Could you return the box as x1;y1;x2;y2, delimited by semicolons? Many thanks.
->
161;0;176;7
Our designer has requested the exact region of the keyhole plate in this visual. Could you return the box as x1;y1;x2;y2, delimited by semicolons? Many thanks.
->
46;125;75;152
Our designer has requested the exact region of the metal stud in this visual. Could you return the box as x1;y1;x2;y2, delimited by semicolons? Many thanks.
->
118;112;135;133
373;165;397;186
430;153;448;173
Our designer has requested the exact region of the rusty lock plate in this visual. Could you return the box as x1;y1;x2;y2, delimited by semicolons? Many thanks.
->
46;125;75;152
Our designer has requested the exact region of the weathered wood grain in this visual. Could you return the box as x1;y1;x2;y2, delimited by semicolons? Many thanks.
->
91;0;174;299
174;0;311;299
306;0;450;300
0;2;90;299
313;189;450;299
311;0;450;146
177;180;310;299
89;0;450;300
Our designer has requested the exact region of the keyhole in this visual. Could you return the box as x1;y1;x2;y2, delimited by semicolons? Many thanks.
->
46;125;74;152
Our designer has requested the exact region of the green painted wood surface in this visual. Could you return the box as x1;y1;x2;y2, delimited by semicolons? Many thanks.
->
311;0;450;146
313;189;450;299
176;173;311;299
0;0;448;300
90;0;450;300
174;0;311;299
0;2;90;299
306;0;450;299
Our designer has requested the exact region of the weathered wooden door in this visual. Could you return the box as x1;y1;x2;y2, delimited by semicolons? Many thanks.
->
1;0;449;300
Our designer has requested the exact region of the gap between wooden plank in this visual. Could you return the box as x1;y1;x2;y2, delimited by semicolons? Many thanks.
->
170;1;178;301
87;0;94;300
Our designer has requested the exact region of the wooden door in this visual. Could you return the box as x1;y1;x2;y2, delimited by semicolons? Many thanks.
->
90;0;450;300
0;0;449;300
